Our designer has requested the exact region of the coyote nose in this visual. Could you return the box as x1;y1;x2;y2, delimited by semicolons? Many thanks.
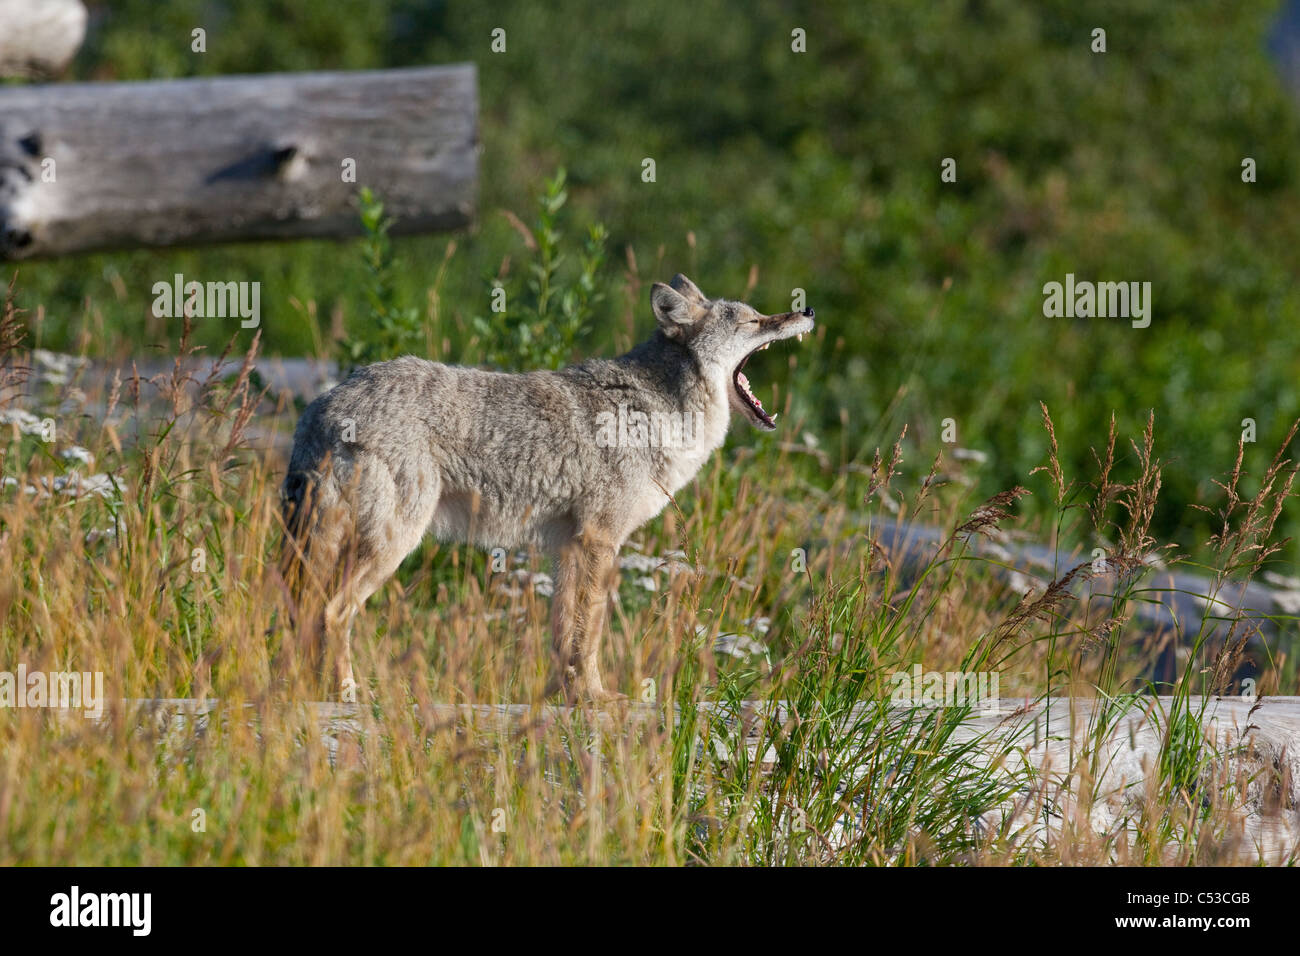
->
802;307;815;318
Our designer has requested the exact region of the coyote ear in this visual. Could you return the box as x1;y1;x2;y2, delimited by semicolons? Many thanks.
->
651;282;697;339
669;273;706;302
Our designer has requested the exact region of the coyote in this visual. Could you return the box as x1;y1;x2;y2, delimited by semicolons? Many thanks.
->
279;274;814;700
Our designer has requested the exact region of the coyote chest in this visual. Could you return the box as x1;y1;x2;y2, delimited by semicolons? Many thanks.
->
621;389;731;532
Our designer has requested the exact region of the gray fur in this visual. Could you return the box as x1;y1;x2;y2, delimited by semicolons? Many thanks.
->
279;274;814;699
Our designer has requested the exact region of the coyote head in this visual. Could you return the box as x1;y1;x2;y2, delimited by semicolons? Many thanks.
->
649;274;814;431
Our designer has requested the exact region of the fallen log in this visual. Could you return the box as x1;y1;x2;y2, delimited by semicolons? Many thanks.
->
0;65;478;259
867;516;1296;683
65;695;1300;861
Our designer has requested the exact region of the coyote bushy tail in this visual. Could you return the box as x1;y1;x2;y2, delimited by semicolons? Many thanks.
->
277;469;318;604
277;459;350;681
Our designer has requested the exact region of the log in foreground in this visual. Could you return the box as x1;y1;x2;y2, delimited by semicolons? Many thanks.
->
0;65;477;259
88;695;1300;860
0;0;86;78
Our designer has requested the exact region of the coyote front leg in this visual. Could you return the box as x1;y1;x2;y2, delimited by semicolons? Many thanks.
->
551;529;624;701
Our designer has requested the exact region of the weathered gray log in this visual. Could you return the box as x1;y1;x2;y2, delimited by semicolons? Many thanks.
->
0;65;478;259
75;695;1300;860
0;0;86;78
866;516;1297;683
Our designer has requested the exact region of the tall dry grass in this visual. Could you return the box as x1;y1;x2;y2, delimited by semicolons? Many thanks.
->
0;277;1296;865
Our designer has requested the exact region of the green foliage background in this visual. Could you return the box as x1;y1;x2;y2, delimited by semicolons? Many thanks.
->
13;0;1300;551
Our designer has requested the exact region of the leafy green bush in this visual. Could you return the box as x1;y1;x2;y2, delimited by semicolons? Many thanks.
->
336;187;423;373
472;169;608;370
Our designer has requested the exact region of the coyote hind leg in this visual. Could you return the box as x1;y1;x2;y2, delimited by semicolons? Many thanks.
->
288;457;438;698
322;559;394;695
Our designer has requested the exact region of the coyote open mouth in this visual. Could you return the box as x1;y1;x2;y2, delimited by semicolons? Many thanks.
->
734;347;777;429
733;309;814;431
